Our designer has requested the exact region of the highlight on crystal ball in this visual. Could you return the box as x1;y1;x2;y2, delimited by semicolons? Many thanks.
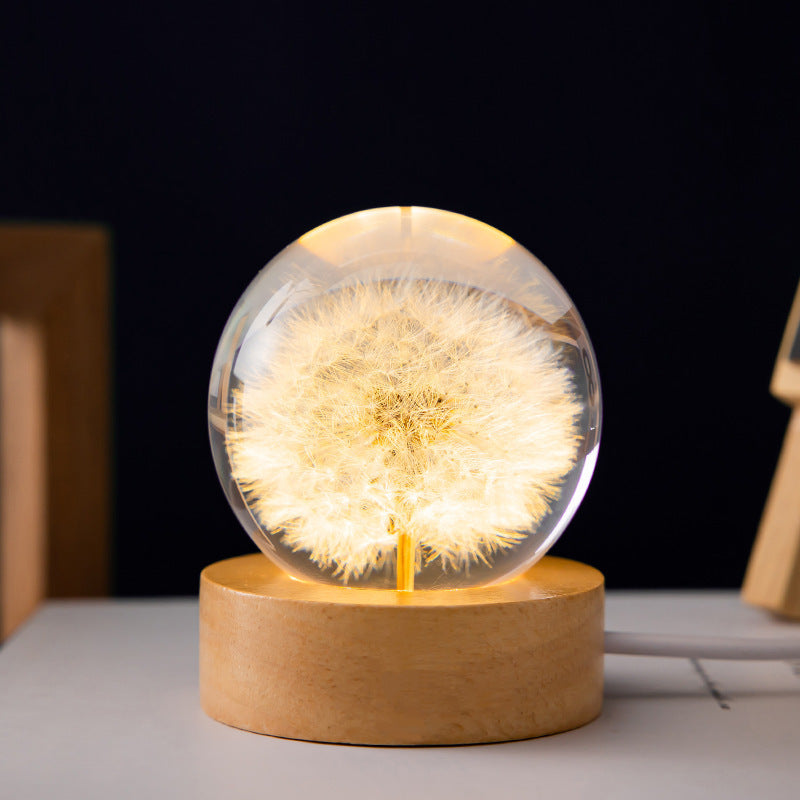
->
209;207;601;590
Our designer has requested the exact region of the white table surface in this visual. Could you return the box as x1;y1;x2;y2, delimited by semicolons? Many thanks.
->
1;591;799;799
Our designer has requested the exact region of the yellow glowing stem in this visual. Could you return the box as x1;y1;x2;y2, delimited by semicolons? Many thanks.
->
397;530;415;592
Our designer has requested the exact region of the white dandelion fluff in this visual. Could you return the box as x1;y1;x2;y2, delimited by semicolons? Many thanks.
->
227;278;583;588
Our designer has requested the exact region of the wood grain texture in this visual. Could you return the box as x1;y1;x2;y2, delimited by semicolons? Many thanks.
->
742;279;800;618
200;553;604;745
0;224;110;639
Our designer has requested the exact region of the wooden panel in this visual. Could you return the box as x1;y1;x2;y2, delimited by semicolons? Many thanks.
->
0;320;47;638
0;225;110;638
771;279;800;403
742;278;800;618
742;406;800;617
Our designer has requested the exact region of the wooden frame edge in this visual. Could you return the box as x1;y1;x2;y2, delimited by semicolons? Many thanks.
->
1;224;111;638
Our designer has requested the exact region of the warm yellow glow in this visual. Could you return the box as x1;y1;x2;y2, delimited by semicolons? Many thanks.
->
227;279;581;585
298;206;515;266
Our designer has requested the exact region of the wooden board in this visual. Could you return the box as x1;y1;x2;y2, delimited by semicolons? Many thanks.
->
742;406;800;617
200;553;604;745
0;320;46;639
0;224;111;639
742;279;800;618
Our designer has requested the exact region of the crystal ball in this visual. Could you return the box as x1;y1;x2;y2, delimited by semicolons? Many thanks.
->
209;207;601;590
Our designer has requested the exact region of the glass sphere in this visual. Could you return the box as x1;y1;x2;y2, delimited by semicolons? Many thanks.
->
209;207;601;590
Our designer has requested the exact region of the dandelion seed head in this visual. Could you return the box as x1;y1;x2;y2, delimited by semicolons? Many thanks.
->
227;278;583;583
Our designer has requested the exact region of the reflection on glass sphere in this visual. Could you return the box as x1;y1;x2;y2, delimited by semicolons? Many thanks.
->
209;207;601;590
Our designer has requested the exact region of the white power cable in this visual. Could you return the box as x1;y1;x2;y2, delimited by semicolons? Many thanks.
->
604;631;800;661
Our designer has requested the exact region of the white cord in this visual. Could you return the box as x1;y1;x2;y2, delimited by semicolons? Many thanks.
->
604;631;800;661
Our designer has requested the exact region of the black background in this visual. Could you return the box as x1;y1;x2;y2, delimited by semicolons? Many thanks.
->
2;3;798;594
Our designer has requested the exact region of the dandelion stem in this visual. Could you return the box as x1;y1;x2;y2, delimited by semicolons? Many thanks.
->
397;529;415;592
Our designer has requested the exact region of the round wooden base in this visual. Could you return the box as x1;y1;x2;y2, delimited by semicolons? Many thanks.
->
199;554;604;746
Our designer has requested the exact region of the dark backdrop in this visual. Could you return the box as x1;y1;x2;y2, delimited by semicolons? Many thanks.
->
2;3;798;594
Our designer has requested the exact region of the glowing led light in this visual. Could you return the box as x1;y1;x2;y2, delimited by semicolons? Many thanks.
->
209;207;601;590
